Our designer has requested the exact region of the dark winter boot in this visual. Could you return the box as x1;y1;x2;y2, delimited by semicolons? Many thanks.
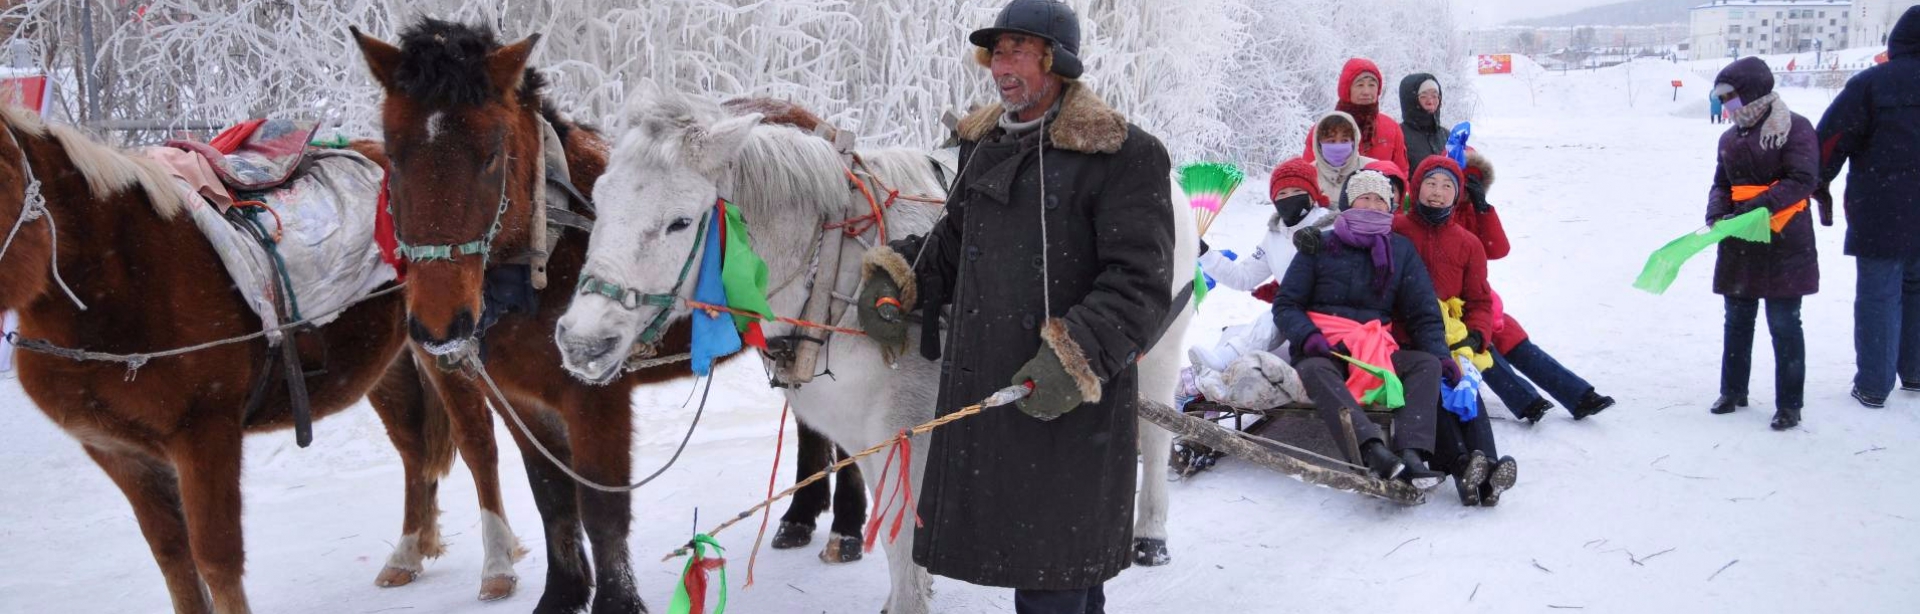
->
1362;440;1404;481
1770;406;1802;431
1902;379;1919;392
1453;451;1491;507
1570;390;1615;420
1398;450;1446;490
1520;398;1554;424
1853;386;1887;409
1481;456;1519;507
1709;395;1748;415
771;521;814;549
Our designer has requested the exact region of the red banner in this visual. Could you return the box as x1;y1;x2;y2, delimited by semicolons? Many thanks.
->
1477;54;1513;75
1;75;49;114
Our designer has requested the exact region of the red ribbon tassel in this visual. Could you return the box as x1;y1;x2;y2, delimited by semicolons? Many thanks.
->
681;549;727;614
861;431;919;553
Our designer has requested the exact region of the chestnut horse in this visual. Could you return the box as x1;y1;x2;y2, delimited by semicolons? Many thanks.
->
352;19;719;614
0;106;498;612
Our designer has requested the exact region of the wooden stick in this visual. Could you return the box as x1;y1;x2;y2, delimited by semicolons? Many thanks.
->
1134;399;1422;504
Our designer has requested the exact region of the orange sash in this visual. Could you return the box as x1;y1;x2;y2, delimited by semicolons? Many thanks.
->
1731;184;1806;233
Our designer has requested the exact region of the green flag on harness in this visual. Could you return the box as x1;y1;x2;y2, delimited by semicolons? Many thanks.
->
717;201;774;342
1634;207;1772;295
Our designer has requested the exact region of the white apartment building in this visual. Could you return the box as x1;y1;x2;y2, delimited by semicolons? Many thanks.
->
1688;0;1852;60
1851;0;1920;47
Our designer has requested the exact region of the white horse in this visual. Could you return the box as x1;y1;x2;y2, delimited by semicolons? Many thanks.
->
553;87;1194;613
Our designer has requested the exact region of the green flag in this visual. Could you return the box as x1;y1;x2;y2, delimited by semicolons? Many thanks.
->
668;534;728;614
718;202;774;333
1335;353;1407;410
1192;264;1209;308
1633;208;1772;295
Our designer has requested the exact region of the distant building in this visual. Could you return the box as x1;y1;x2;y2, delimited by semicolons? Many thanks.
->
1687;1;1852;60
1851;0;1920;47
1465;24;1690;56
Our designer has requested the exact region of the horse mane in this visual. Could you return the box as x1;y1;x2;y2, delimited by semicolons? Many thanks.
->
0;105;186;219
393;19;591;143
623;90;847;225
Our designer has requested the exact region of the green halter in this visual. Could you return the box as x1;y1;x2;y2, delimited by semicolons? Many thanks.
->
391;157;513;265
575;200;717;347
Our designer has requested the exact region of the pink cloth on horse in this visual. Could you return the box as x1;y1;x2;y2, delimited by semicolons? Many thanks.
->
1308;312;1400;403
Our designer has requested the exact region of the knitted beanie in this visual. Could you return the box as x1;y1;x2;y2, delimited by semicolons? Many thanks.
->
1345;170;1395;206
1269;157;1326;205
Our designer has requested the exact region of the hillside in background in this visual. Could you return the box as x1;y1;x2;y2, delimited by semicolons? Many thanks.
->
1511;0;1696;27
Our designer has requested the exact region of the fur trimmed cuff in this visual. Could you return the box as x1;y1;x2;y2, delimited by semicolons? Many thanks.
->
861;247;917;309
1041;318;1104;404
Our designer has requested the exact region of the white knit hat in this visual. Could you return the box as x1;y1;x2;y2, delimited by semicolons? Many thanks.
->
1344;170;1395;207
1418;79;1440;96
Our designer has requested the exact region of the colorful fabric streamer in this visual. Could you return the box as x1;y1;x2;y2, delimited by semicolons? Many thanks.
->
669;534;728;614
1633;207;1772;295
717;200;773;348
1335;353;1406;410
688;213;738;376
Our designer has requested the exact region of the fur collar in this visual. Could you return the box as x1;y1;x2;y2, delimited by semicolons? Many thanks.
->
1465;149;1495;189
957;82;1129;154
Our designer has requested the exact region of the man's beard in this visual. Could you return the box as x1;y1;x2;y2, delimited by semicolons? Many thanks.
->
1000;76;1057;115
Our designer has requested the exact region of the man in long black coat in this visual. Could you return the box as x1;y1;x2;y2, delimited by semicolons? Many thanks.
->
856;1;1174;611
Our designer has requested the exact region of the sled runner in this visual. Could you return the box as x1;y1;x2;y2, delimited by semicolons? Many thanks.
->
1141;398;1424;505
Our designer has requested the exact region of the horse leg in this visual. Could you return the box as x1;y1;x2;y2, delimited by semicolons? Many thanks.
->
864;441;930;614
497;399;593;614
563;391;643;614
775;421;832;550
421;366;526;601
366;355;455;588
167;426;251;614
822;444;868;564
84;444;211;614
1132;420;1173;567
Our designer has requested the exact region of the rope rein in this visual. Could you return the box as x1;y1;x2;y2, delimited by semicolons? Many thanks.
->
0;125;89;311
662;382;1031;561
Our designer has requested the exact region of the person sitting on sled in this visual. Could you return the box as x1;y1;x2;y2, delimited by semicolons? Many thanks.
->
1273;170;1450;487
1189;157;1333;372
1391;154;1519;506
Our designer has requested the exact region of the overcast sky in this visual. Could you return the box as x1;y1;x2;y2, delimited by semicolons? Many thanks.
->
1450;0;1631;28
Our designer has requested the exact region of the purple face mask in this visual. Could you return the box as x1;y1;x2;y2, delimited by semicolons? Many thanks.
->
1723;96;1745;113
1322;142;1355;167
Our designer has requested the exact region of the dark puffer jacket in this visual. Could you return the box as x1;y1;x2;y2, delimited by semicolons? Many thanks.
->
1400;73;1447;166
1706;57;1821;299
1817;6;1920;260
1273;231;1450;363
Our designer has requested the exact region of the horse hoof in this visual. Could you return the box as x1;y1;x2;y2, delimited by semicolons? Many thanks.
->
1133;538;1171;567
478;574;518;601
375;566;419;588
819;532;864;564
772;521;814;550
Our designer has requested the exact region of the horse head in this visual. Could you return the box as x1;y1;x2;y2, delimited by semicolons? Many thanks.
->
554;86;765;383
353;19;546;356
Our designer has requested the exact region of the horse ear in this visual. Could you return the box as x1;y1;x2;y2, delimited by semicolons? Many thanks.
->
487;34;543;95
350;26;401;91
692;113;761;174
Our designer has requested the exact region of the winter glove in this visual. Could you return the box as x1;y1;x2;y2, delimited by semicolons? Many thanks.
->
1301;333;1346;361
1451;331;1486;354
1440;355;1463;387
1813;185;1835;227
1465;175;1493;214
1010;347;1087;421
858;247;915;359
1252;280;1281;304
1293;227;1324;255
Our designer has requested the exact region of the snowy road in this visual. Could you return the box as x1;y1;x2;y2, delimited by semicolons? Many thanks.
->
4;61;1918;613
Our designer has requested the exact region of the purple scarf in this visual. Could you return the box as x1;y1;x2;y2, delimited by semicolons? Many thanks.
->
1331;208;1396;294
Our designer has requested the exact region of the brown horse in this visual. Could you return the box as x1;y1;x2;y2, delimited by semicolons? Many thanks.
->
352;19;718;614
0;107;479;612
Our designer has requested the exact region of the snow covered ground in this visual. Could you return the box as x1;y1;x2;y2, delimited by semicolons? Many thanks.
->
5;58;1919;613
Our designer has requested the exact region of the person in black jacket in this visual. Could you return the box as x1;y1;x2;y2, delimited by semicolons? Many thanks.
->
1816;6;1920;409
1400;73;1448;166
856;1;1174;611
1273;170;1450;488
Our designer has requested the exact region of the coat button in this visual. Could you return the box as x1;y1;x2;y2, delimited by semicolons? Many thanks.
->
1030;255;1045;271
1045;194;1060;210
1022;314;1037;330
966;245;981;262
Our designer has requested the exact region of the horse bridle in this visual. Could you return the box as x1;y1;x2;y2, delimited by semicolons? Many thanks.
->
0;125;48;267
388;154;513;265
574;200;716;349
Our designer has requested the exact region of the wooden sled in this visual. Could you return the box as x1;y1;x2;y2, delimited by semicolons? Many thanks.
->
1136;399;1425;505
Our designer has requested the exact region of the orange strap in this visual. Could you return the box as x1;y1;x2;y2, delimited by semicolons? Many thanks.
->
1731;183;1807;233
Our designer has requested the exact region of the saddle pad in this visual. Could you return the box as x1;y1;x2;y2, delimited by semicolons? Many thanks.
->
166;119;320;193
165;149;397;341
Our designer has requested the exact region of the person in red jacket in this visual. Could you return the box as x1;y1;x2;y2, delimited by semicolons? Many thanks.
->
1392;155;1519;506
1455;149;1511;259
1301;57;1410;174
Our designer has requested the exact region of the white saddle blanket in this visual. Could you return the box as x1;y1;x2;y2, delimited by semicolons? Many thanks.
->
169;149;395;342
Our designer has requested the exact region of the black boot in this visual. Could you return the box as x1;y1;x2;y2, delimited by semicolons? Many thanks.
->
1520;398;1553;424
1902;379;1919;392
1399;449;1446;490
1362;440;1404;481
1853;386;1887;408
1710;395;1747;415
1770;406;1802;431
1453;451;1490;507
1481;456;1519;507
1571;390;1615;420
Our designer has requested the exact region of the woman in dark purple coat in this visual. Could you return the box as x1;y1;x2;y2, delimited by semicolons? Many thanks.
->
1705;57;1821;430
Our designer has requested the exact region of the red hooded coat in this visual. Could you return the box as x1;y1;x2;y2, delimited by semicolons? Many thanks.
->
1302;58;1410;174
1392;156;1493;340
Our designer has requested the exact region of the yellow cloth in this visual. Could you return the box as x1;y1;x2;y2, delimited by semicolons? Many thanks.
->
1439;298;1494;371
1730;184;1807;234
